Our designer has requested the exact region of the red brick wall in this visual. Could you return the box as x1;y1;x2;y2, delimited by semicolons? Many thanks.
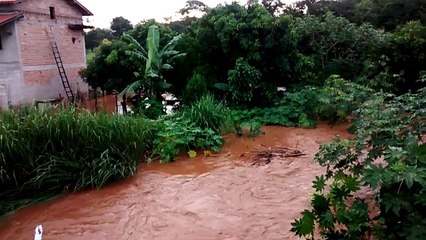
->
18;23;85;66
24;69;55;85
59;27;85;64
17;0;86;67
18;0;83;19
24;67;83;87
19;23;56;66
13;0;88;101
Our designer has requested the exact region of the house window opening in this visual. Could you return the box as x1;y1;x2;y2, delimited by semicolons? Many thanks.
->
49;7;56;19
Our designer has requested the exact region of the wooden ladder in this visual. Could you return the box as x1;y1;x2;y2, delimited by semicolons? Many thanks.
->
45;26;74;102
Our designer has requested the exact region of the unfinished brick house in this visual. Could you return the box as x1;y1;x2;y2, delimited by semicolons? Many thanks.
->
0;0;92;108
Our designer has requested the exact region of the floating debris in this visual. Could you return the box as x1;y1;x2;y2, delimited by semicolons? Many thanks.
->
248;146;306;166
34;225;43;240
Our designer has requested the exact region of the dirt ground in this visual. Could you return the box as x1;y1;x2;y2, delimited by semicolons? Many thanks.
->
0;124;352;240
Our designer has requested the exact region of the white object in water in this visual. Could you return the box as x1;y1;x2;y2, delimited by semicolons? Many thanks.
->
34;225;43;240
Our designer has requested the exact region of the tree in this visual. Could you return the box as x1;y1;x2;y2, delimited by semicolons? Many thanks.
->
121;25;186;100
80;39;138;92
295;12;388;85
84;28;113;50
183;2;302;106
110;16;133;37
288;0;426;30
167;17;197;34
128;19;176;48
179;0;209;16
261;0;285;15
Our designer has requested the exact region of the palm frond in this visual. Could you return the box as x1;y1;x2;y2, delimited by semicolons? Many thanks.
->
161;34;184;54
120;80;144;96
125;50;148;62
167;53;187;62
147;25;160;50
122;33;148;56
162;64;173;70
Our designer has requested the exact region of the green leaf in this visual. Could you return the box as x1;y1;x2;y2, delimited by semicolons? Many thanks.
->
344;175;361;192
311;194;329;215
313;175;326;192
416;144;426;164
401;166;419;189
120;80;143;95
188;150;197;158
363;165;384;189
291;210;315;237
319;210;335;230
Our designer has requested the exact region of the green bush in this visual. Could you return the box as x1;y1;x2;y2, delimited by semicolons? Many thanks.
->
291;77;426;239
227;58;262;107
180;94;232;133
150;95;231;163
230;86;320;129
183;72;209;104
231;76;374;129
317;75;374;122
151;118;223;163
0;107;156;215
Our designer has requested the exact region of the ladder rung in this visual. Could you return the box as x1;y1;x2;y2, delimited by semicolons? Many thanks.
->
50;39;74;102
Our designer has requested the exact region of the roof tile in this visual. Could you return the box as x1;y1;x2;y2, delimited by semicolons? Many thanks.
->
0;12;22;26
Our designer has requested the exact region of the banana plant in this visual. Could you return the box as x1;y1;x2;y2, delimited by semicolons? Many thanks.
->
121;25;186;99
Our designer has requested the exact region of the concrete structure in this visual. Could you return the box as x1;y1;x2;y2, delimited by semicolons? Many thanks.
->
0;0;92;108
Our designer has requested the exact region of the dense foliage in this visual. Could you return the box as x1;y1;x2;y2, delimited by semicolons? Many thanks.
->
151;95;230;163
291;74;426;239
231;75;373;128
83;0;425;107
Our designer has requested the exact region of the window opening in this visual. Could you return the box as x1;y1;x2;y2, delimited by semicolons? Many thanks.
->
49;7;56;19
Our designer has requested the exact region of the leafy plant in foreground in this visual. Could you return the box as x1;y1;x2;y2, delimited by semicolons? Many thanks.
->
291;75;426;239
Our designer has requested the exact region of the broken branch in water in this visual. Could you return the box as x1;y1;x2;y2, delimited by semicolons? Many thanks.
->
248;146;306;166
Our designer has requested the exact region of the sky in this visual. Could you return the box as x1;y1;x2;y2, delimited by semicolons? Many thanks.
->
78;0;296;29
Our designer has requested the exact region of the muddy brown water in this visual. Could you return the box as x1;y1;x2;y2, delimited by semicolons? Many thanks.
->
0;124;351;240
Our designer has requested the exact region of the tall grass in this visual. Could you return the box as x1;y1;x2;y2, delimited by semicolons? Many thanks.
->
0;107;156;215
0;96;234;215
180;94;232;133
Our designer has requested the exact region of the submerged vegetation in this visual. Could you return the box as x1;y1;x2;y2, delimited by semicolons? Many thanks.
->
0;96;229;216
1;0;425;238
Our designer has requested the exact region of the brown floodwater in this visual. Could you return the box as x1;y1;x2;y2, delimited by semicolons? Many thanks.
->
0;124;351;240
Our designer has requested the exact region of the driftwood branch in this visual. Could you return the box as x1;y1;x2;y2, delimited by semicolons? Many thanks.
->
248;146;306;166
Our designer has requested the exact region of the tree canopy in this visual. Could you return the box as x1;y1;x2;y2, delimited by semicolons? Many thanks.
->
110;16;134;37
82;0;426;105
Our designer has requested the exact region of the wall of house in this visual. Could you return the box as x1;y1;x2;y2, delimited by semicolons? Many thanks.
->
11;0;88;105
0;21;22;108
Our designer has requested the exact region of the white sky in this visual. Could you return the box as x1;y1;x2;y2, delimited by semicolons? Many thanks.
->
78;0;296;28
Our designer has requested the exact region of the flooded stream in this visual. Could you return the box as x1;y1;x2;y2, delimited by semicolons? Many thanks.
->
0;124;351;240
